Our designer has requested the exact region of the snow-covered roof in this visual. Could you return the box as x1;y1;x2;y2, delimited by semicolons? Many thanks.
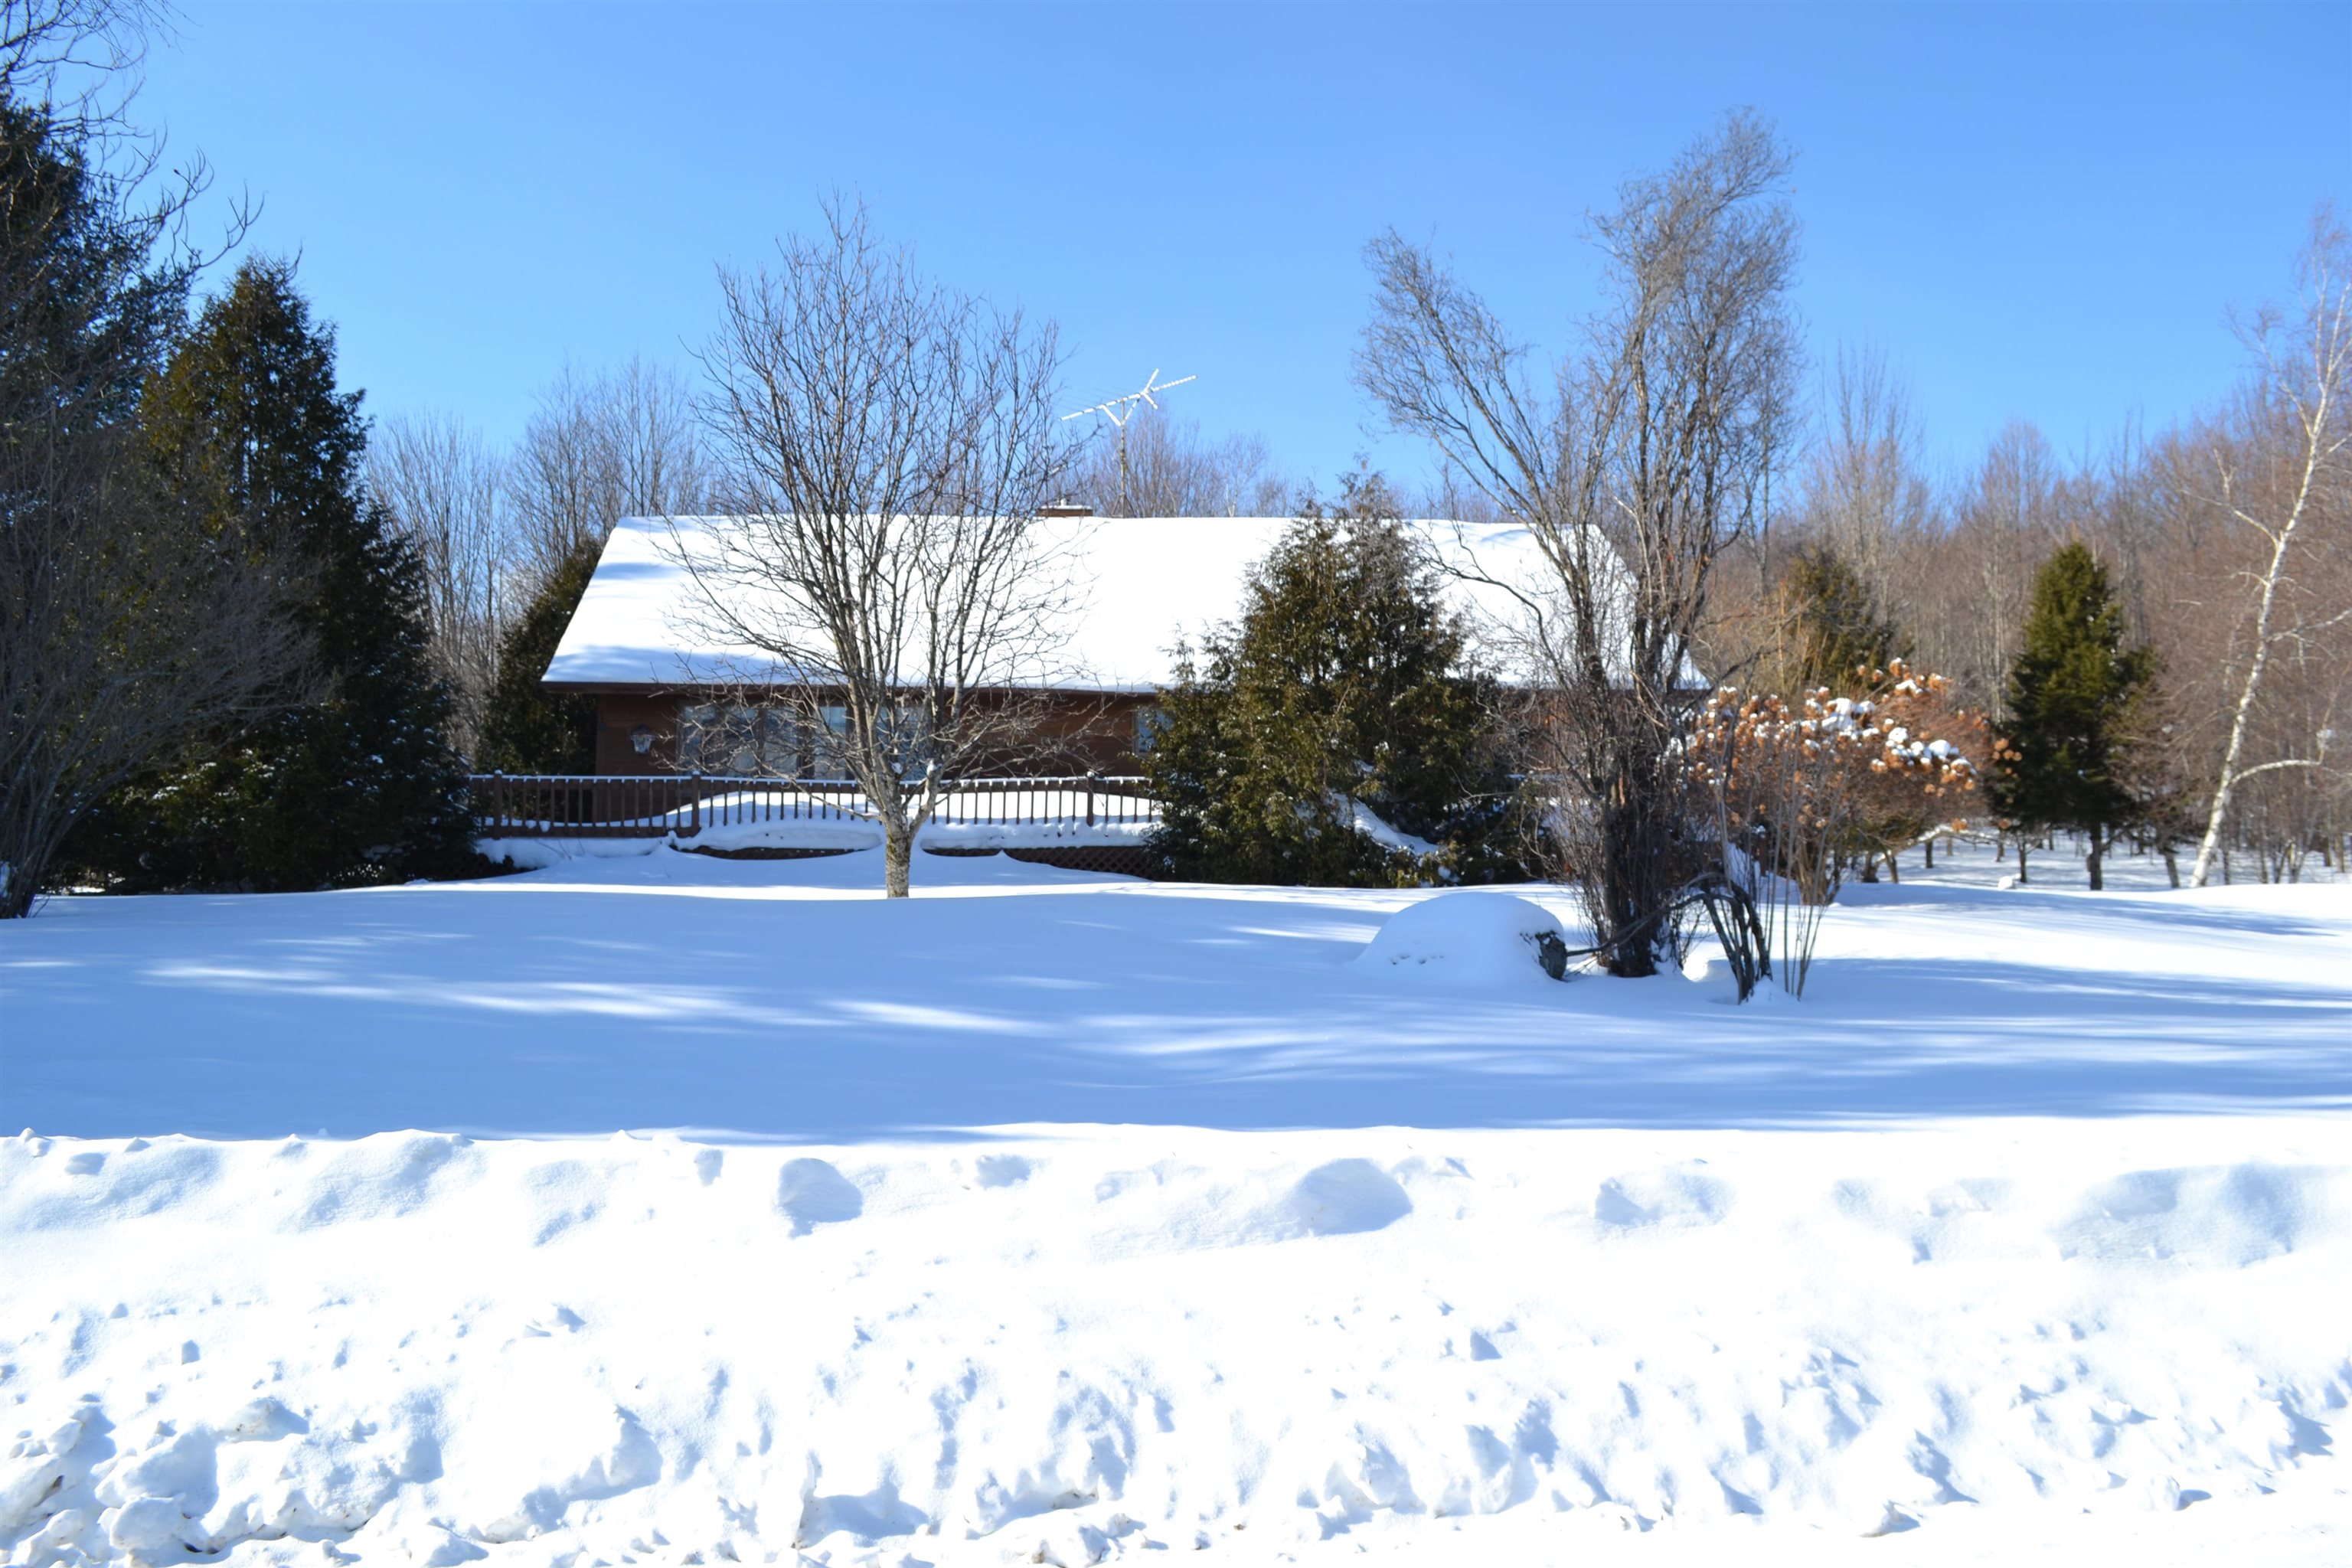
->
544;514;1698;693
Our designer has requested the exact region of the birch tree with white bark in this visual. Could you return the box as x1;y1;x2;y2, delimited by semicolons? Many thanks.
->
2190;207;2351;887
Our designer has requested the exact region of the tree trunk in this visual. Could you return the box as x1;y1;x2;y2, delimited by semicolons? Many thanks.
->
2017;841;2029;884
2163;844;2180;888
884;823;913;898
1923;838;1934;871
2086;831;2104;892
2190;525;2294;887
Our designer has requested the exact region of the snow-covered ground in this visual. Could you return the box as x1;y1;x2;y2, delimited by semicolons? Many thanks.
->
3;842;2347;1563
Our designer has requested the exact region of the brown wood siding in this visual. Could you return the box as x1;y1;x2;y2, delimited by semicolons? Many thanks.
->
586;691;1160;776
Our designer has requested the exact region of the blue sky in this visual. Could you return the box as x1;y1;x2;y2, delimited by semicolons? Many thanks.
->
139;2;2347;494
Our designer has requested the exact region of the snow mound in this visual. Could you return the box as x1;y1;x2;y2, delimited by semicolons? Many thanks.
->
1354;893;1569;987
3;1124;2347;1562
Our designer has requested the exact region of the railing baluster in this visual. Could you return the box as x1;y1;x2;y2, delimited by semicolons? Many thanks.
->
467;772;1154;844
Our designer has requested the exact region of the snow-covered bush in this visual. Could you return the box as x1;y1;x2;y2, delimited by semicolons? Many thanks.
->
1687;661;1982;994
1690;662;1983;903
1352;893;1570;988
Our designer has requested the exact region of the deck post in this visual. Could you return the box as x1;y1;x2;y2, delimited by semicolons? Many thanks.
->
1086;770;1097;828
690;771;702;837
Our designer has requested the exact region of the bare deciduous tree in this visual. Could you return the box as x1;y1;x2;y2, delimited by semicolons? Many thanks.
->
1793;341;1931;604
5;0;165;146
0;431;310;915
1357;111;1802;975
2;2;298;917
2190;207;2352;886
366;412;506;756
678;199;1077;898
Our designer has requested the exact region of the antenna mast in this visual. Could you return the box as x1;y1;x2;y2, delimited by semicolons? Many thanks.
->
1061;368;1196;514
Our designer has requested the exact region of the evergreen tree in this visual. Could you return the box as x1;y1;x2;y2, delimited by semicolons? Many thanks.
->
479;534;601;773
72;259;472;889
1779;544;1906;693
1991;540;2155;889
1145;478;1524;886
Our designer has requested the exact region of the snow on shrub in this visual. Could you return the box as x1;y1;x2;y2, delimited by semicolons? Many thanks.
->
1686;661;1985;996
1353;893;1570;987
1688;660;1985;907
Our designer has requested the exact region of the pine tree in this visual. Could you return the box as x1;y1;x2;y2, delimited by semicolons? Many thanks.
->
479;534;602;773
1779;544;1906;694
1991;540;2155;889
1145;478;1524;886
72;259;472;890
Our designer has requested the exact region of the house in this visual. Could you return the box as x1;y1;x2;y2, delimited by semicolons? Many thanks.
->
540;512;1591;779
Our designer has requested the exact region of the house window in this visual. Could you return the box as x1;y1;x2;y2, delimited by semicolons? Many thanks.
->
807;704;933;779
680;704;795;776
679;702;933;779
812;705;849;776
1135;706;1169;754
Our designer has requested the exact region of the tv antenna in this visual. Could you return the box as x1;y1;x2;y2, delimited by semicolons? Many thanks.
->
1062;368;1195;514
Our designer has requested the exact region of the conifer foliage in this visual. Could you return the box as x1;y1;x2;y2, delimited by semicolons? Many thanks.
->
72;260;472;890
1777;544;1908;694
478;534;601;774
1144;480;1523;886
1991;541;2155;889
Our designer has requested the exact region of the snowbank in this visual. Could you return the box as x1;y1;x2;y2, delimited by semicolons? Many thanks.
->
3;1121;2345;1563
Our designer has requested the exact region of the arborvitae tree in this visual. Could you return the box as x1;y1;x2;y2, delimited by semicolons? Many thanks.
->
71;259;473;890
479;534;601;773
1991;540;2155;889
1145;477;1524;886
1779;544;1907;693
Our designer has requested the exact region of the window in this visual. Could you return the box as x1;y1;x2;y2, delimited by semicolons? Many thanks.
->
1135;706;1169;755
680;704;796;776
811;705;849;777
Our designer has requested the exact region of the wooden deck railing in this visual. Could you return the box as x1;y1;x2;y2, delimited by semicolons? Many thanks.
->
468;773;1155;840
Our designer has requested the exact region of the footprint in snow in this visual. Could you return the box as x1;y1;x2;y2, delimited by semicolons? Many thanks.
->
1285;1160;1412;1237
778;1158;863;1236
975;1155;1031;1189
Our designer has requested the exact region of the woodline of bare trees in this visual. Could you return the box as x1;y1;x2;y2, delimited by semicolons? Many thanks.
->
365;413;505;755
506;358;710;589
675;198;1080;899
1062;406;1287;518
1699;211;2350;887
1357;109;1803;975
365;359;709;760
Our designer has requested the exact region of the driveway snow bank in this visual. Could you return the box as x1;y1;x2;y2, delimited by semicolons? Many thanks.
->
3;1121;2346;1563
